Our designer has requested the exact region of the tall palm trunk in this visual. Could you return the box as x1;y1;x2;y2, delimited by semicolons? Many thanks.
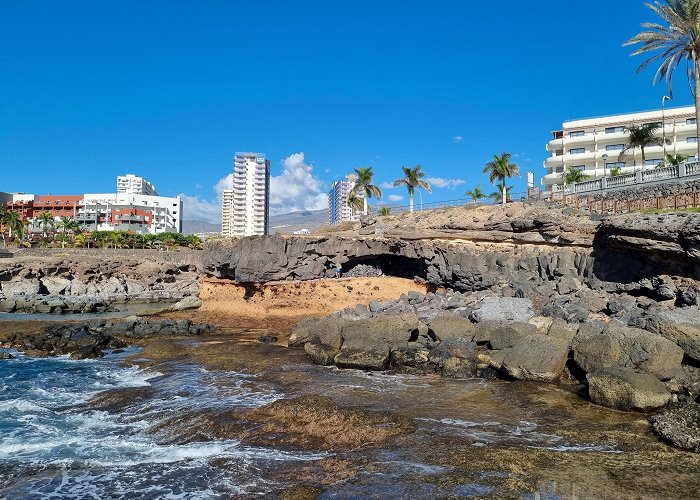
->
409;190;414;213
695;53;700;161
363;188;368;215
501;181;506;205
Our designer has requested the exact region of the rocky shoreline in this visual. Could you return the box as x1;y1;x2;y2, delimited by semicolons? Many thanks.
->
0;317;214;359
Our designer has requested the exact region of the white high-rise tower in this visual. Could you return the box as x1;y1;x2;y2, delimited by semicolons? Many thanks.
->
221;152;270;237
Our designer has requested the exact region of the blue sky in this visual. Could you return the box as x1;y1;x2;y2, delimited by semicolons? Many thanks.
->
1;0;695;221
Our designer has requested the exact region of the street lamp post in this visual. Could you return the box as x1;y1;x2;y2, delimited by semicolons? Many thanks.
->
602;153;608;180
662;95;671;161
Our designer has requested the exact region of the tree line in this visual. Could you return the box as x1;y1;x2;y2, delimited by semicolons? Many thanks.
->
0;207;201;249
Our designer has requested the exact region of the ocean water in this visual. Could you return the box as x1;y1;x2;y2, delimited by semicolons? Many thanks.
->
0;349;325;499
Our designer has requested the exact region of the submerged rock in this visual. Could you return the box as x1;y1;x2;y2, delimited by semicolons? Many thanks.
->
650;404;700;452
587;367;672;412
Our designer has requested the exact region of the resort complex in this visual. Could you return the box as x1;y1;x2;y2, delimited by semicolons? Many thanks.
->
221;152;271;237
544;105;699;192
0;174;183;235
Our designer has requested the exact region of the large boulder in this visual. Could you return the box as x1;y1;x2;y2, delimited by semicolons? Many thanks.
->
289;316;346;348
340;313;424;352
333;313;424;371
470;297;535;323
650;323;700;363
334;349;390;371
499;335;570;382
427;338;477;378
587;367;672;412
650;404;700;452
304;341;340;366
428;313;475;342
485;323;537;350
573;325;684;381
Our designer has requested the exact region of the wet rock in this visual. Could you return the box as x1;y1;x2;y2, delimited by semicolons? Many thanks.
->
246;395;414;450
573;324;684;381
587;367;672;412
650;404;700;452
389;343;431;371
333;348;390;371
499;335;570;382
470;297;534;323
304;341;340;366
0;352;13;360
340;313;423;353
258;334;278;344
427;339;477;378
428;313;475;342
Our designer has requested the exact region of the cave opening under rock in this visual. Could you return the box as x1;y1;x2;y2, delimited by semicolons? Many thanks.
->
343;254;429;281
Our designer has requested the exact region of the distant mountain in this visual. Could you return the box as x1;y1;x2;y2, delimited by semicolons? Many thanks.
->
181;220;221;235
182;208;328;236
270;209;328;234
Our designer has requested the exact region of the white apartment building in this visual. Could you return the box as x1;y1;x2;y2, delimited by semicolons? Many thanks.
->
221;152;270;237
544;105;699;191
117;174;159;196
78;193;182;234
328;174;360;225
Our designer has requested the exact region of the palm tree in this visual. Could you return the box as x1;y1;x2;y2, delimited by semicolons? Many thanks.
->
562;165;589;185
618;123;662;169
482;153;520;205
393;165;431;213
609;167;623;177
347;193;364;217
57;216;81;248
489;186;513;203
349;167;382;215
660;152;688;167
624;1;700;159
36;211;54;238
464;184;485;204
2;210;22;240
185;235;203;249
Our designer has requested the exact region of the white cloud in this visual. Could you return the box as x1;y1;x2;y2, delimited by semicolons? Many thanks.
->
269;152;327;216
388;194;404;202
179;194;222;223
179;152;327;223
379;181;395;189
453;135;464;144
427;177;466;189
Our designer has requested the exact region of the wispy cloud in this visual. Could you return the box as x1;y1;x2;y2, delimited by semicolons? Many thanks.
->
453;135;464;144
427;177;466;189
388;194;404;202
379;181;395;189
180;152;328;223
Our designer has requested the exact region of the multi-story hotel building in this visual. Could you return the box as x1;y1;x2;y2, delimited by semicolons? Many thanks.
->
221;152;270;237
328;174;360;225
78;193;182;234
0;175;182;235
544;105;699;191
117;174;159;196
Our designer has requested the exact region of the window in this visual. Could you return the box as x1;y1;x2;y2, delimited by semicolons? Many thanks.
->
687;118;697;125
569;148;585;154
645;159;661;166
688;137;698;143
605;126;625;134
572;165;586;171
644;121;662;128
606;144;625;151
555;149;563;156
569;130;585;137
689;156;698;162
606;162;625;169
